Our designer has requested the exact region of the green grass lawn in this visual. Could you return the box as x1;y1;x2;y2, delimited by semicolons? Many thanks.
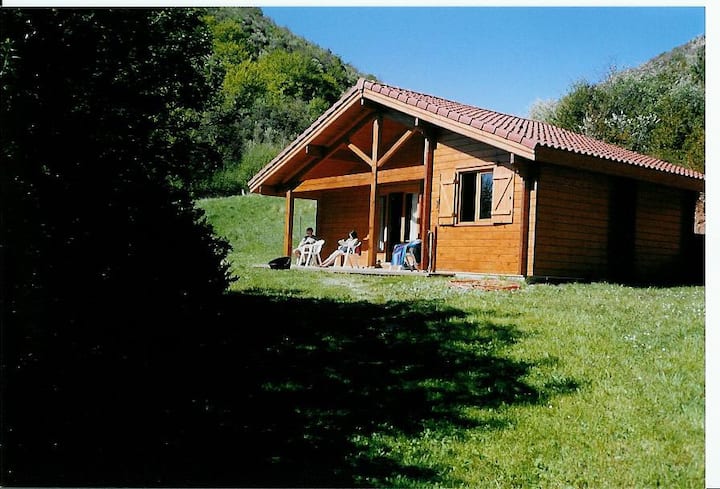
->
197;194;705;488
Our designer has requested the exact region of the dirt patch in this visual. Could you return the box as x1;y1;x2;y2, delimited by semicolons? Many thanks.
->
448;278;522;292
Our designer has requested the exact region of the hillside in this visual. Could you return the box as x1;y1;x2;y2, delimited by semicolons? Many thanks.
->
193;7;374;196
622;34;705;82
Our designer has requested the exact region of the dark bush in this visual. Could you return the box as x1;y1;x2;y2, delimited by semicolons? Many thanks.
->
1;9;232;485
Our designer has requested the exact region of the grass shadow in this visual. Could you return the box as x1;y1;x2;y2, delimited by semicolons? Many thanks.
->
165;291;551;487
5;290;577;487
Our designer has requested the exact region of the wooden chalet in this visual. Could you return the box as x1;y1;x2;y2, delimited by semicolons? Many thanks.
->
248;78;705;283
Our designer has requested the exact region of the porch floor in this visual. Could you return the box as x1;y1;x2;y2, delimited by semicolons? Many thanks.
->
260;263;525;282
290;264;453;277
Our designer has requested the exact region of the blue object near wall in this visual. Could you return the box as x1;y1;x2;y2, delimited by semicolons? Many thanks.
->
391;239;421;269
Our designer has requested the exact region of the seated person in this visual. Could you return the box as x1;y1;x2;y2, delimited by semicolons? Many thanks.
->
293;227;318;264
320;230;359;267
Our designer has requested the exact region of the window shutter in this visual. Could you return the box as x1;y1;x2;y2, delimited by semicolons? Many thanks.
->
438;171;457;226
491;164;514;223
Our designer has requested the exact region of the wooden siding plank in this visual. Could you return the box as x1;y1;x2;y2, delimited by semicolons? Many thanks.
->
316;188;371;267
634;181;685;279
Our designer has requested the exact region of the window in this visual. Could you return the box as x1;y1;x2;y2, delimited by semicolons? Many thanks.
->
459;171;493;222
438;164;514;226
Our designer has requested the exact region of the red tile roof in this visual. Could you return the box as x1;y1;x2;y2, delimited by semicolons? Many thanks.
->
360;78;704;180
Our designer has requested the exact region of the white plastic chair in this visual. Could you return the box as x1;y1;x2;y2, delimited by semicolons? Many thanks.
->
296;243;312;266
341;238;362;268
300;239;325;267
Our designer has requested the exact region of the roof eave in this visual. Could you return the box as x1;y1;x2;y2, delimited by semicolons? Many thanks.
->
248;84;364;194
535;145;705;192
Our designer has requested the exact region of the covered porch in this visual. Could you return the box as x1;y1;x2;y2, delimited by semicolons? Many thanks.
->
250;86;439;272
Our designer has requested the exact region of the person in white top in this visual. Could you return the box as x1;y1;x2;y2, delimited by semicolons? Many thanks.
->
293;227;317;264
320;230;358;267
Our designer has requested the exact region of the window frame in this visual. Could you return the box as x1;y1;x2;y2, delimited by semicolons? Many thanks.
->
458;169;494;224
438;162;515;227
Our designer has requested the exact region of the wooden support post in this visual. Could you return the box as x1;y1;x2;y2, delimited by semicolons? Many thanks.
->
515;155;530;277
526;176;539;278
420;132;436;271
514;155;537;277
285;190;294;256
367;115;382;266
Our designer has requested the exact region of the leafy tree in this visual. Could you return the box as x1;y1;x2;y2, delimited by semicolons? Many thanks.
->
195;7;367;196
1;8;232;484
548;80;599;134
531;35;705;173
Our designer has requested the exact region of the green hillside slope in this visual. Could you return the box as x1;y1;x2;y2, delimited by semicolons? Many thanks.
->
194;7;373;196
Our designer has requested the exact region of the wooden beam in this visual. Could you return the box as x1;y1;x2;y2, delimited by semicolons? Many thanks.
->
292;165;425;193
285;190;294;256
368;115;382;266
420;133;435;271
294;173;373;192
283;111;379;189
377;166;425;183
305;144;325;158
377;129;415;168
320;109;376;164
361;98;418;129
276;156;323;193
372;116;382;163
346;141;373;166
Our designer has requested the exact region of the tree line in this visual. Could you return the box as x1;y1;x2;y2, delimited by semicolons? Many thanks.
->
192;7;369;196
530;35;705;173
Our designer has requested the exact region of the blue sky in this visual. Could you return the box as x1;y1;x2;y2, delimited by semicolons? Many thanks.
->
262;6;705;117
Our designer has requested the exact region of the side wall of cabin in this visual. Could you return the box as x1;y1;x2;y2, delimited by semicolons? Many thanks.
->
531;162;702;283
531;164;611;280
634;182;703;283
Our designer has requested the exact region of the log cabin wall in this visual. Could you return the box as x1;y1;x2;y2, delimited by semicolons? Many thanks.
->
633;182;693;282
531;164;612;280
531;163;699;283
315;187;371;267
430;132;525;275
